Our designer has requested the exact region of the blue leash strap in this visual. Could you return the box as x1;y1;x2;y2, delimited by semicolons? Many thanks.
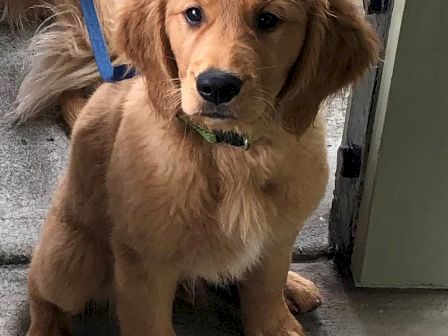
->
80;0;136;82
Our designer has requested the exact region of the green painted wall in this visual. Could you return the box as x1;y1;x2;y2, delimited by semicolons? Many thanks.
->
354;0;448;288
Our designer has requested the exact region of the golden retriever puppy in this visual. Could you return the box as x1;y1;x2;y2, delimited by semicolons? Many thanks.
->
6;0;379;335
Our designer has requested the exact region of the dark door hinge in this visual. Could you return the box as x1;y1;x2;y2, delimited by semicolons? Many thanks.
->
340;145;363;179
365;0;390;14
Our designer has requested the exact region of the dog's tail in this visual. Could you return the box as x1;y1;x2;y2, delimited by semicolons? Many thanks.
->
3;0;118;127
0;0;49;27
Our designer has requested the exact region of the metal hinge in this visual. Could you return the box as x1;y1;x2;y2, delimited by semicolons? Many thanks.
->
340;145;363;179
364;0;390;14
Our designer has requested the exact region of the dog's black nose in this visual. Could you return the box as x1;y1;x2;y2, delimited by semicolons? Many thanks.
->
196;70;242;105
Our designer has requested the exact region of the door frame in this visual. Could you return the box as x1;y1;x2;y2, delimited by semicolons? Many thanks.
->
329;0;396;272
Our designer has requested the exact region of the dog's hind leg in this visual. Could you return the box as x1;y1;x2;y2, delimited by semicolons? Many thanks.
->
284;271;322;314
27;184;112;336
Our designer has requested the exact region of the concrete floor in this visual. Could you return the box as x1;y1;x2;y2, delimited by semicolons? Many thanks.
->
1;21;448;336
3;262;448;336
295;95;348;259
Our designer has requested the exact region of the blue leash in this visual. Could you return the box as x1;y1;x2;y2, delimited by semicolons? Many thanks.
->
80;0;136;82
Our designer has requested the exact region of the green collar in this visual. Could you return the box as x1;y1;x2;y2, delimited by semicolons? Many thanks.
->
179;115;252;151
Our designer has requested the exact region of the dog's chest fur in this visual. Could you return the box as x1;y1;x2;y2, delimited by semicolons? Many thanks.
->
106;107;327;282
110;145;275;281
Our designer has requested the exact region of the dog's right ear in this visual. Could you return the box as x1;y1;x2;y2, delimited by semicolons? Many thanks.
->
115;0;179;118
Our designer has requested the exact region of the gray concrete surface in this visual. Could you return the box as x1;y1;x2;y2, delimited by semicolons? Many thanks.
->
0;24;69;265
3;262;448;336
294;262;448;336
295;96;348;259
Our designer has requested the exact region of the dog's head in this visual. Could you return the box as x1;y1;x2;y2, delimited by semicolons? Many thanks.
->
116;0;379;135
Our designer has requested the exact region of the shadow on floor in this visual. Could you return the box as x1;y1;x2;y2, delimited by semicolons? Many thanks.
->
71;291;245;336
14;285;325;336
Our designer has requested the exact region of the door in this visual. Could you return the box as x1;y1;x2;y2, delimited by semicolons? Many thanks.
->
331;0;448;288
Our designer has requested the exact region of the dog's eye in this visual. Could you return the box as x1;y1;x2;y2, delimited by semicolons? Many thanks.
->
185;7;203;26
257;12;280;31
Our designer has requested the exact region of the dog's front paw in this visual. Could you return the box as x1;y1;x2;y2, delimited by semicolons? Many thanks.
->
246;310;305;336
285;271;322;314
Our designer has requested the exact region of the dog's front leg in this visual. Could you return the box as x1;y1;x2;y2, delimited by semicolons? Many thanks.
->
113;240;178;336
239;242;305;336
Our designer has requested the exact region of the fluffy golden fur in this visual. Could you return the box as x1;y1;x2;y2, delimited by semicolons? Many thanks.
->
5;0;379;335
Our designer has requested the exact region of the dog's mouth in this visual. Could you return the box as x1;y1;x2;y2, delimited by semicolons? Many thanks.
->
200;111;236;120
193;105;238;121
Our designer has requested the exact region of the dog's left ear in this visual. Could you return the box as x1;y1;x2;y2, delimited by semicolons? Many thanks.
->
278;0;380;135
114;0;178;118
